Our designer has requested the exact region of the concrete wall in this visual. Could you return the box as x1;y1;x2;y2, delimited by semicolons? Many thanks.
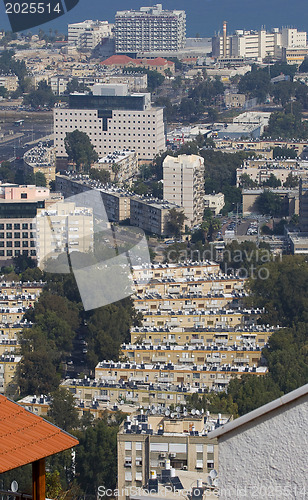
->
217;396;308;499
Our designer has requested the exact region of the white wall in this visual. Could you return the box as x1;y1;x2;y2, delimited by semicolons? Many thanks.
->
217;396;308;499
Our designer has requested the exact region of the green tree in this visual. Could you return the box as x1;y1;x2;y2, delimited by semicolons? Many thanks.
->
34;172;47;187
239;173;258;188
64;130;98;172
263;173;281;188
23;80;56;108
256;191;283;216
48;387;79;431
283;173;299;188
166;208;186;238
273;146;297;159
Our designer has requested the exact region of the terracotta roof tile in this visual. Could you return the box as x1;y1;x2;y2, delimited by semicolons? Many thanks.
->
0;395;79;473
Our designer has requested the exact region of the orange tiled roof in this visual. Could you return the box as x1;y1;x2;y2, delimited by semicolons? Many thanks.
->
146;57;169;66
101;55;136;65
0;395;79;473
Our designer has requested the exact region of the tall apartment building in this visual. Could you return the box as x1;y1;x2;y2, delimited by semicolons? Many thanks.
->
115;4;186;54
68;20;114;50
35;201;94;268
117;409;227;500
54;84;165;162
212;25;307;61
299;176;308;232
163;155;205;227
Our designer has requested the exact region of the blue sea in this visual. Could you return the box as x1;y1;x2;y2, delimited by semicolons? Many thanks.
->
0;0;307;38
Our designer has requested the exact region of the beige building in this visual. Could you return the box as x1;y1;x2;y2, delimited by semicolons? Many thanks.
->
68;20;114;49
0;354;21;396
237;158;308;187
130;326;275;348
224;93;246;108
94;151;138;186
204;193;225;215
242;188;299;216
132;262;221;282
117;409;226;500
54;86;166;162
163;155;205;227
0;74;18;92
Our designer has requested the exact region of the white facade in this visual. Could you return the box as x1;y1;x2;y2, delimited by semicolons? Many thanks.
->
0;75;18;92
204;193;225;215
213;27;307;61
208;384;308;500
68;20;114;49
163;155;205;226
54;106;165;161
115;4;186;53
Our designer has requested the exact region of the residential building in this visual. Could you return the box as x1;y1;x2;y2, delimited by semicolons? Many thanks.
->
0;74;18;92
0;354;21;396
117;408;228;500
204;193;225;215
23;144;56;187
93;151;138;186
35;201;94;268
68;20;114;49
54;85;165;161
163;155;205;227
299;175;308;231
130;197;182;236
115;4;186;54
288;233;308;254
208;383;308;500
282;46;308;65
236;158;308;187
224;92;246;108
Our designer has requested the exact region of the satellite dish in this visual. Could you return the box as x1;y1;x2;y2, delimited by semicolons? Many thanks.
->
11;481;18;493
191;409;196;415
183;410;188;417
195;410;200;416
165;409;170;416
207;476;213;486
176;406;180;412
210;469;218;479
170;412;176;419
213;478;219;487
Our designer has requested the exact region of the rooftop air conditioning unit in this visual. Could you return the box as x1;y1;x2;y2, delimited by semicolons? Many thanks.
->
170;453;176;458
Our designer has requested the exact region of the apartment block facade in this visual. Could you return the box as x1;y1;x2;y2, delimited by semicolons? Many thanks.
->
68;20;114;49
163;155;205;227
115;4;186;54
299;176;308;232
54;87;165;161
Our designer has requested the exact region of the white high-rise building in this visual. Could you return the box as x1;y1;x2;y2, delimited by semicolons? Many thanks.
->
54;85;165;161
163;155;205;227
115;4;186;54
68;20;114;50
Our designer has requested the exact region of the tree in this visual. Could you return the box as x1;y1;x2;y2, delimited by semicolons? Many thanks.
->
34;172;47;187
256;191;283;216
75;416;125;494
23;80;56;109
64;130;98;172
89;168;110;184
17;349;60;396
239;173;258;188
283;173;299;188
273;146;297;159
48;387;79;431
166;208;186;238
263;173;281;188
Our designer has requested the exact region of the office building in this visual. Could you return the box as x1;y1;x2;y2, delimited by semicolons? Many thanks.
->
68;20;114;50
163;155;205;227
115;4;186;54
54;84;165;162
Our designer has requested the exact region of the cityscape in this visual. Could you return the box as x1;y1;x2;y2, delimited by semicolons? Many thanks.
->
0;4;307;500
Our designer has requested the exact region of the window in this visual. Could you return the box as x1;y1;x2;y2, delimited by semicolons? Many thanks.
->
207;445;214;454
14;233;20;239
14;224;20;230
125;442;132;451
21;193;27;199
136;442;142;451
